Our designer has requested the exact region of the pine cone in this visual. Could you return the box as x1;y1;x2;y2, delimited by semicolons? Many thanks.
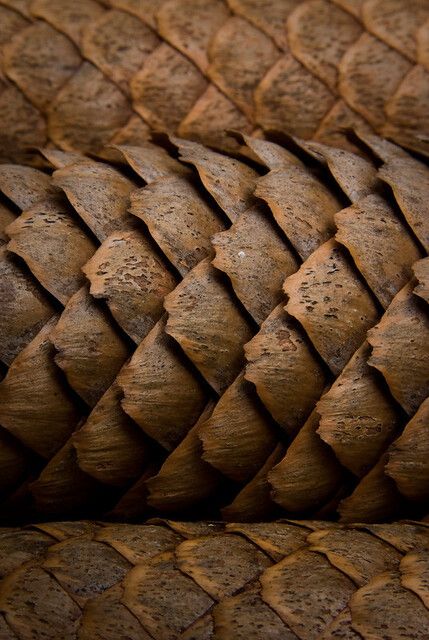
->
0;518;429;638
0;0;428;164
0;131;428;523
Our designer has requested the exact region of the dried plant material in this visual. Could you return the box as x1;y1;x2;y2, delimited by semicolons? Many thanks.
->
48;63;132;153
176;534;271;600
226;521;309;560
108;114;152;147
3;22;81;111
213;584;295;640
0;246;54;365
130;175;224;277
0;529;55;578
82;10;160;95
0;128;427;523
179;85;253;154
30;0;104;47
107;0;166;30
53;160;135;241
1;521;429;637
350;572;429;640
413;257;429;304
199;372;277;482
308;527;401;585
245;305;327;435
284;239;379;375
0;83;47;166
339;33;411;130
172;137;258;221
314;99;375;153
165;259;254;393
261;549;355;639
154;521;225;539
82;584;152;640
240;134;302;169
269;410;344;512
0;317;79;458
37;148;87;169
335;193;422;308
33;521;101;541
0;0;31;18
147;403;221;512
383;65;429;157
288;0;362;91
30;440;103;514
6;196;96;304
417;19;429;69
157;0;230;72
0;5;29;70
255;54;336;137
354;128;409;162
339;455;403;523
119;318;208;450
362;0;429;61
208;17;279;119
212;204;298;324
317;342;399;477
42;535;131;606
221;444;285;522
255;165;341;260
228;0;300;50
113;141;189;182
330;0;364;19
386;398;429;502
367;283;429;415
122;552;214;639
181;613;213;640
378;153;429;253
108;466;156;521
0;202;15;243
0;561;81;640
131;44;207;132
83;230;177;343
401;548;429;608
94;523;183;564
320;609;360;640
51;287;129;407
73;384;151;487
0;164;57;210
293;137;380;202
362;522;429;553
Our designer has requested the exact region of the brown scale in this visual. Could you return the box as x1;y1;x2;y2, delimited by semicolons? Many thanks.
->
72;382;152;488
0;131;428;525
6;195;97;305
287;0;363;92
0;317;79;459
199;372;278;483
316;342;400;478
0;0;427;163
82;229;177;343
50;286;130;407
244;305;327;435
269;409;345;513
119;317;209;452
413;257;429;304
0;520;425;638
146;402;221;513
367;282;429;416
386;398;429;503
220;443;285;522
